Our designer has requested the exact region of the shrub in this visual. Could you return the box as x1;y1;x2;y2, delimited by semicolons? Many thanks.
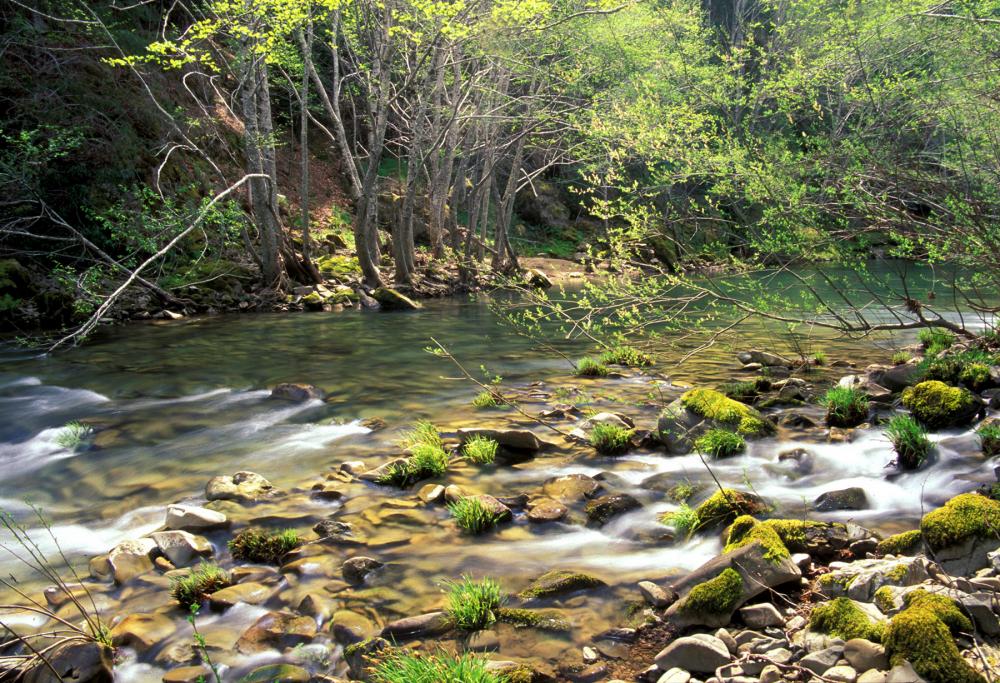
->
978;423;1000;457
472;390;502;409
589;423;634;455
445;576;505;631
228;528;300;564
918;328;955;356
694;429;745;459
170;563;231;609
822;386;869;427
891;351;911;365
575;357;609;377
885;415;932;470
371;651;502;683
659;503;699;538
599;345;652;367
463;436;498;465
449;497;506;534
54;421;89;449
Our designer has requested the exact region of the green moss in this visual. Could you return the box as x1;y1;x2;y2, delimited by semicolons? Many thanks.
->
885;563;909;582
518;570;605;599
496;607;571;631
170;563;231;609
920;493;1000;552
876;530;923;557
693;488;769;531
315;254;361;280
884;590;983;683
874;586;895;614
901;381;979;429
694;428;745;458
228;528;300;564
809;597;885;642
723;515;790;562
678;567;742;616
718;378;771;402
758;519;839;552
680;388;772;437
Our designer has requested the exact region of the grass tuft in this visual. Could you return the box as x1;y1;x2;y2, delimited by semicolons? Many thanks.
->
885;414;932;470
694;428;745;458
398;420;443;450
659;503;699;539
376;443;450;487
822;386;869;427
891;351;911;365
463;435;498;465
589;423;634;455
978;423;1000;458
448;497;506;534
575;357;609;377
228;528;300;564
54;421;90;449
371;650;501;683
472;390;503;409
170;563;231;609
599;345;652;367
445;576;505;631
812;350;827;365
918;328;955;356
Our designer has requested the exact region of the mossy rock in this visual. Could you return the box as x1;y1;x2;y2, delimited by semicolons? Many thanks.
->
693;488;769;532
496;607;571;631
723;516;790;563
876;530;923;557
901;381;980;429
517;570;606;600
809;597;886;642
884;590;984;683
920;493;1000;571
372;287;422;311
677;567;742;617
315;254;361;281
657;388;773;454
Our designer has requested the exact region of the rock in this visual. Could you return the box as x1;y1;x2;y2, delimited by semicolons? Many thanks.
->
241;664;311;683
345;636;389;679
162;666;211;683
868;363;922;392
341;556;383;585
759;665;783;683
296;593;330;619
737;350;792;367
838;374;892;401
739;603;784;628
844;639;889;671
657;388;772;454
528;498;568;523
110;613;175;651
901;380;981;429
585;493;641;526
857;672;888;683
921;493;1000;575
380;611;451;639
638;581;675;608
417;483;445;504
358;457;409;483
815;487;869;512
715;628;737;655
165;504;229;531
654;634;731;673
817;557;931;602
269;383;324;401
23;641;113;683
542;474;602;501
372;287;422;310
330;609;376;645
885;662;927;682
665;541;801;629
149;530;212;567
519;569;606;599
780;412;819;429
657;669;691;683
826;665;859;682
525;269;553;288
800;645;843;675
236;611;317;653
108;538;157;584
208;582;275;609
205;471;274;502
458;427;553;452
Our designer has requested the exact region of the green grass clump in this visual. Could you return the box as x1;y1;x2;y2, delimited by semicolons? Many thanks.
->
884;590;983;683
680;388;772;436
575;357;609;377
448;497;506;534
371;650;501;683
921;350;998;390
678;568;742;616
822;386;869;427
812;350;827;365
892;351;911;365
377;443;450;487
667;482;697;503
885;415;932;470
170;563;231;609
809;597;885;642
876;529;923;557
920;493;1000;552
694;429;745;459
718;378;770;402
463;435;498;464
589;423;634;455
472;390;503;409
978;423;1000;457
228;528;300;564
723;515;790;562
659;503;700;538
54;421;90;449
918;328;955;356
398;420;443;450
599;345;652;367
901;380;979;429
445;576;505;631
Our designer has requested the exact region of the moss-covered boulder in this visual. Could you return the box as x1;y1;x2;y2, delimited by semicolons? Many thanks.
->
372;287;422;311
723;516;790;563
809;597;886;642
518;569;606;600
920;493;1000;574
884;590;984;683
875;530;923;557
692;488;769;532
901;381;980;429
657;388;773;454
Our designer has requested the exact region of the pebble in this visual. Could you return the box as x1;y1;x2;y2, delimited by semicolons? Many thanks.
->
739;603;784;628
639;580;675;608
825;665;859;682
657;668;691;683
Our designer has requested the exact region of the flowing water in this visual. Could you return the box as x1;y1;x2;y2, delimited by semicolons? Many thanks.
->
0;263;996;680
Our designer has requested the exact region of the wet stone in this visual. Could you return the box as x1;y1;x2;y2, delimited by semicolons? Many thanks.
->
528;499;568;523
341;556;383;585
236;611;317;654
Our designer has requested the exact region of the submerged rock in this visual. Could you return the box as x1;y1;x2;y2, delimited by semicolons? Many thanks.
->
527;498;568;523
110;613;175;652
737;350;792;367
236;611;317;653
519;569;606;600
269;383;324;402
542;473;602;502
342;556;384;585
815;487;869;512
585;493;641;526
